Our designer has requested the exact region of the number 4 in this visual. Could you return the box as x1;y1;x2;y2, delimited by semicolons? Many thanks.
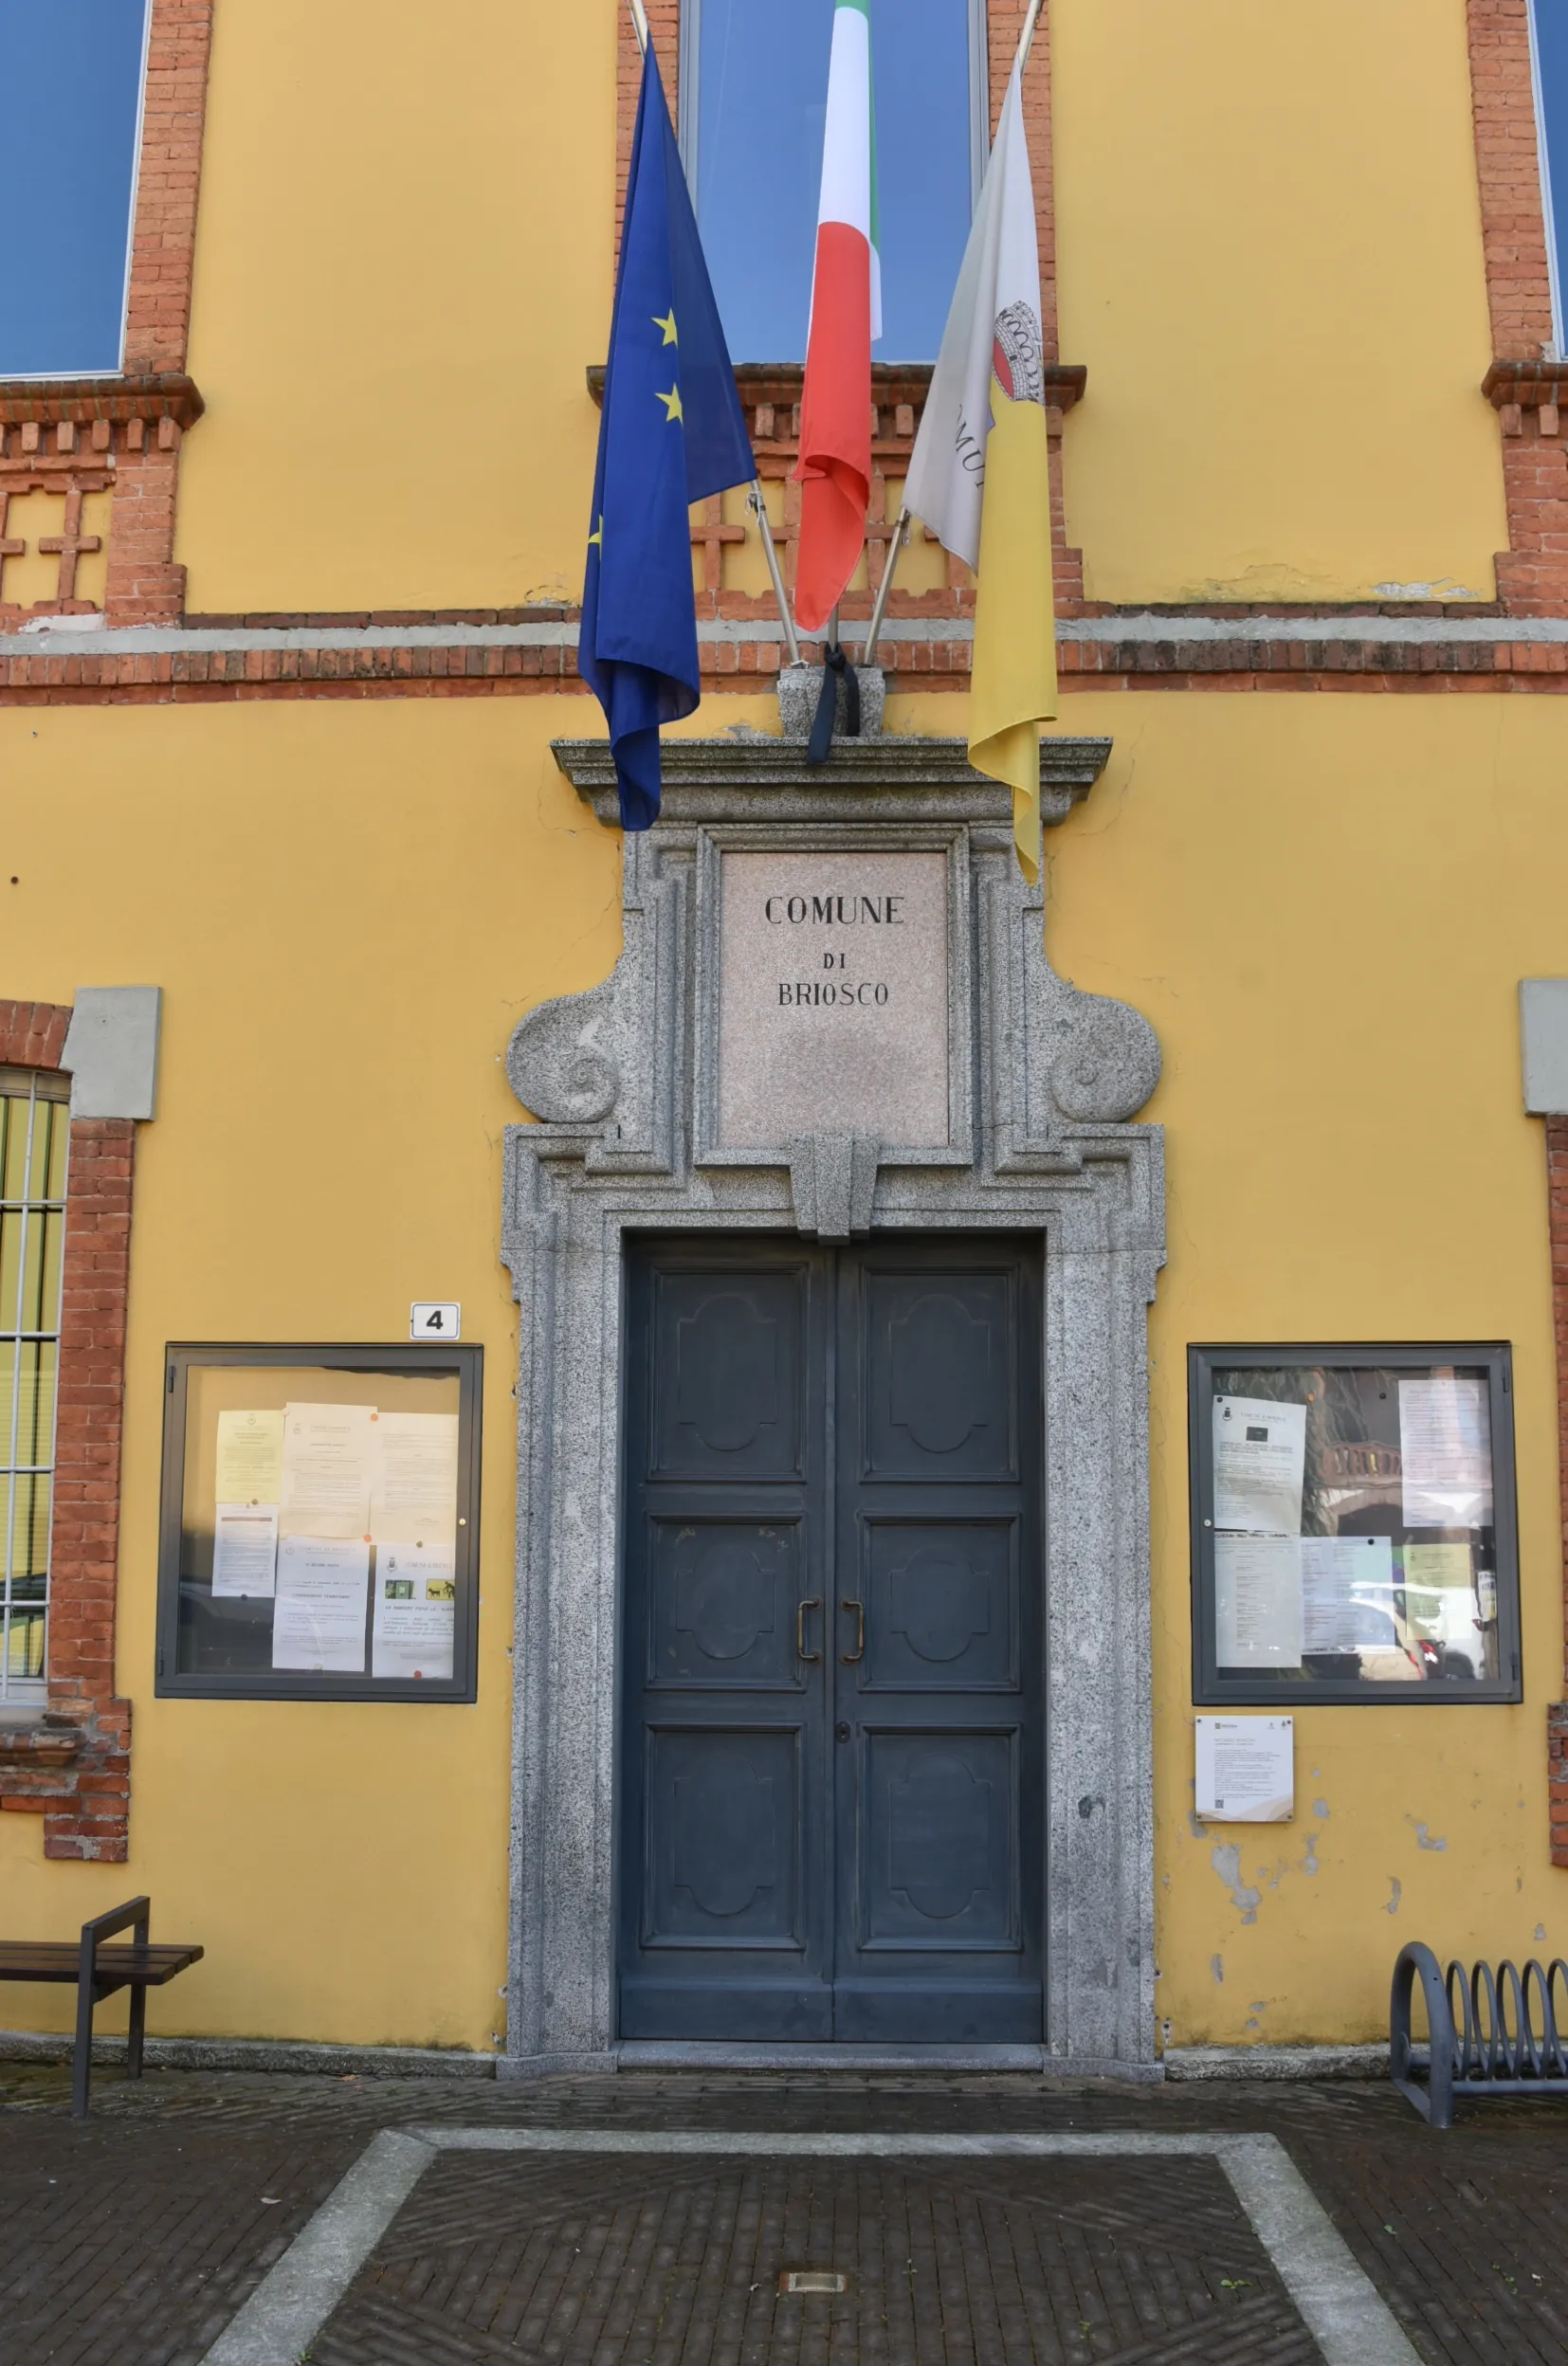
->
424;1309;445;1332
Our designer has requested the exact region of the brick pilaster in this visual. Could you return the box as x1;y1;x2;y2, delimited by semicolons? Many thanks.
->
0;1010;137;1863
1466;0;1568;609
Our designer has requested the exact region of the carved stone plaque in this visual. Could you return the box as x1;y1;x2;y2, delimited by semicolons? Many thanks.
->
717;849;950;1148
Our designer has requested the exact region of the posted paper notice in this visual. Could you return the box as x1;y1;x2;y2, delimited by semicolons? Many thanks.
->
279;1403;374;1540
1195;1716;1294;1823
1213;1534;1303;1668
271;1535;370;1671
371;1541;457;1680
211;1503;279;1598
214;1409;285;1505
1301;1534;1395;1653
1212;1396;1306;1536
1399;1376;1492;1529
370;1411;459;1544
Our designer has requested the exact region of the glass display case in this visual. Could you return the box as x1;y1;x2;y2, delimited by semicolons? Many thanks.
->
1188;1344;1519;1705
155;1344;482;1702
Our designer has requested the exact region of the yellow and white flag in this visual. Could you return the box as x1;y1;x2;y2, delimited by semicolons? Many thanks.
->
903;60;1055;881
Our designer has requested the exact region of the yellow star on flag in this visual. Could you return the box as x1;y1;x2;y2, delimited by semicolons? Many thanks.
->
588;516;603;548
653;310;678;346
655;384;684;425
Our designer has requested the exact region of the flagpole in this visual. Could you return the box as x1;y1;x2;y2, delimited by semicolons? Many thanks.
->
861;505;907;667
750;487;803;667
628;0;649;51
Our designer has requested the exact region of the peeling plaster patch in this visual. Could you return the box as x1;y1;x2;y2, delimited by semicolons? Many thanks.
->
1371;579;1479;600
1537;1925;1548;1943
1245;2017;1261;2032
1211;1955;1225;1984
1302;1834;1320;1876
1408;1820;1448;1852
1312;1799;1330;1820
1211;1842;1263;1924
1385;1878;1402;1916
1188;1799;1211;1841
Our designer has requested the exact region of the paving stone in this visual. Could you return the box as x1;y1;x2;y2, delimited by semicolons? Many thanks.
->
0;2068;1566;2363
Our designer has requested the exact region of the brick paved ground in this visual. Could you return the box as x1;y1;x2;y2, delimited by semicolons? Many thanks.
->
1;2064;1566;2364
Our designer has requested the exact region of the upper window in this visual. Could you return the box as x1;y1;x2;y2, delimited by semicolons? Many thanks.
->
0;1067;68;1704
1532;0;1568;355
0;0;151;377
684;0;984;364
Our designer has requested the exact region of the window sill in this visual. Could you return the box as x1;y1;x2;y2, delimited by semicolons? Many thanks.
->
0;1714;83;1767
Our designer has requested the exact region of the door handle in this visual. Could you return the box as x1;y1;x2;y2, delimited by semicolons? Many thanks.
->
796;1597;822;1663
840;1598;866;1664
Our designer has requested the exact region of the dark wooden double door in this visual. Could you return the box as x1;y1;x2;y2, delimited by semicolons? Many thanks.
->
619;1237;1044;2044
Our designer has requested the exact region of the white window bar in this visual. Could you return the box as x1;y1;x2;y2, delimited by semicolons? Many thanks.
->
0;1066;69;1705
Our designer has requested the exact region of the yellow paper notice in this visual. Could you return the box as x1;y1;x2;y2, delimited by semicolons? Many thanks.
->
214;1409;285;1505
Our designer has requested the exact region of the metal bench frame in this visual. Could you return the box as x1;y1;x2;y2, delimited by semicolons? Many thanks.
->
0;1896;203;2117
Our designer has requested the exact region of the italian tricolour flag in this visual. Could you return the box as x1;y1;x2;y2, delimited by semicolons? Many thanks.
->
793;0;881;634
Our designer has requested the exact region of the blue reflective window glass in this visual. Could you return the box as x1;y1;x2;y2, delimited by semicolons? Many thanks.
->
692;0;976;364
1534;1;1568;348
0;0;150;375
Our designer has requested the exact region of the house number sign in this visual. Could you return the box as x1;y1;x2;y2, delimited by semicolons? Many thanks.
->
716;848;950;1148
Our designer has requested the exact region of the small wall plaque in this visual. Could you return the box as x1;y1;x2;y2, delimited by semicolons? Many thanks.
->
411;1301;462;1340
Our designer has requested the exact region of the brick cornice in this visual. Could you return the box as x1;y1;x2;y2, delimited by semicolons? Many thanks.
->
0;375;205;430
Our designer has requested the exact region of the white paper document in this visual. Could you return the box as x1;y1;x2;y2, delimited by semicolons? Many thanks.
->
214;1409;285;1504
1213;1535;1303;1668
1301;1534;1395;1653
210;1502;279;1598
370;1411;460;1544
1212;1396;1306;1536
279;1403;374;1540
271;1535;370;1671
1195;1716;1294;1823
371;1541;457;1680
1399;1376;1492;1529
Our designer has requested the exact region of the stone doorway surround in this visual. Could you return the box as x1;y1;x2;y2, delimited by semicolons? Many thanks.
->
500;736;1165;2079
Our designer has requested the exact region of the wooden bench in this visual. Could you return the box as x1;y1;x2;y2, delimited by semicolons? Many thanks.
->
0;1897;203;2117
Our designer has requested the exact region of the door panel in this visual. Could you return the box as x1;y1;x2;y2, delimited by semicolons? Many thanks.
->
621;1236;1043;2045
862;1268;1019;1480
862;1519;1018;1690
647;1516;804;1690
642;1725;803;1946
859;1728;1020;1946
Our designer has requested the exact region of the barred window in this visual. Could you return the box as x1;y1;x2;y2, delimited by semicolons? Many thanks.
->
0;1067;69;1702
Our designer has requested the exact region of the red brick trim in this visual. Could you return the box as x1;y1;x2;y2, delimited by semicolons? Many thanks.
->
1466;0;1568;609
0;1005;136;1863
0;0;213;628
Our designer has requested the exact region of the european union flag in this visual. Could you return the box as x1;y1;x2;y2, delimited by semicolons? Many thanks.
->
578;42;755;831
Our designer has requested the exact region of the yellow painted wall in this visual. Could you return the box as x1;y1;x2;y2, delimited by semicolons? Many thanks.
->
173;0;1509;615
1048;0;1504;602
176;1;616;612
0;697;621;2048
3;686;1567;2052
